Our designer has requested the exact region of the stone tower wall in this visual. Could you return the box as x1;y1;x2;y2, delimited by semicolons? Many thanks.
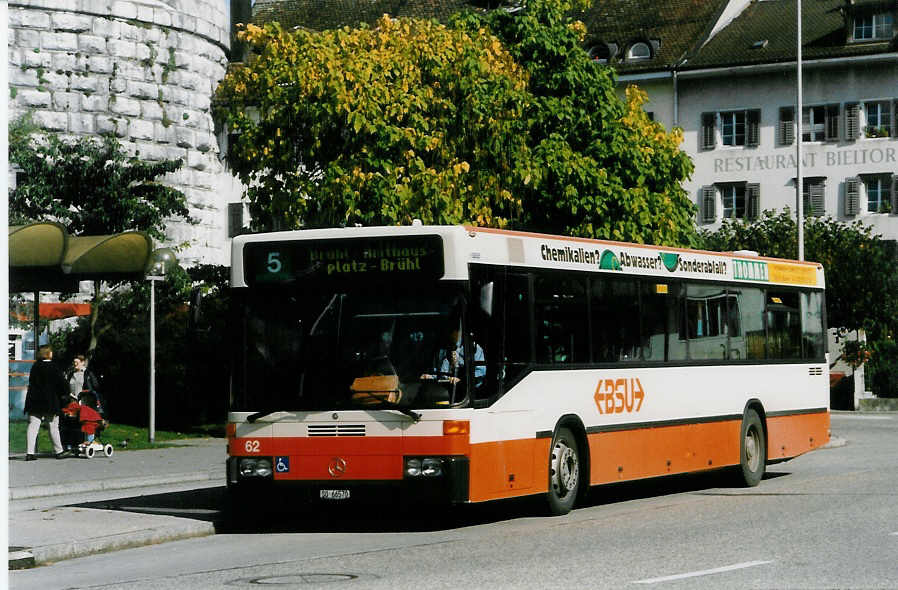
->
8;0;241;265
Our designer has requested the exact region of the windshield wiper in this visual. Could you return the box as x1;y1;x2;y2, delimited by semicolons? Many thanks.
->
354;390;421;422
390;406;422;422
247;410;282;423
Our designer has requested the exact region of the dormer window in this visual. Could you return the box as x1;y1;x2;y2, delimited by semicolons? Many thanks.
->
853;11;894;41
627;42;652;60
589;44;611;63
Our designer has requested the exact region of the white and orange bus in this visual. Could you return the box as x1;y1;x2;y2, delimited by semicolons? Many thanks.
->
226;224;829;515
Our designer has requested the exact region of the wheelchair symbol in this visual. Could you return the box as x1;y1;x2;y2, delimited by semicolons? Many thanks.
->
275;456;290;473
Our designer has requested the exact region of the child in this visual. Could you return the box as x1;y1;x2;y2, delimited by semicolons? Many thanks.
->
61;392;105;445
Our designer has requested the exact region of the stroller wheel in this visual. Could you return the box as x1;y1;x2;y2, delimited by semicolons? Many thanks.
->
85;445;96;459
104;444;114;457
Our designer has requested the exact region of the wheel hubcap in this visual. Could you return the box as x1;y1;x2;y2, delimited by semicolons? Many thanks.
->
745;427;759;471
551;440;579;498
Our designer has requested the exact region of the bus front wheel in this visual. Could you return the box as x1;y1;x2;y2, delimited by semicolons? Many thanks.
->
737;409;766;487
547;427;580;516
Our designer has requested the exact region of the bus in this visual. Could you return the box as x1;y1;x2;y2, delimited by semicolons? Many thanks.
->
226;224;829;516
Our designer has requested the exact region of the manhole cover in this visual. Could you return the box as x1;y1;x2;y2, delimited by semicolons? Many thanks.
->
231;573;364;585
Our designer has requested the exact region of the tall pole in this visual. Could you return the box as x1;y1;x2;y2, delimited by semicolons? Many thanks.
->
796;0;804;261
146;248;175;444
149;277;156;443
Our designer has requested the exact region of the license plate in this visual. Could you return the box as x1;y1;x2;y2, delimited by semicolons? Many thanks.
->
319;489;350;500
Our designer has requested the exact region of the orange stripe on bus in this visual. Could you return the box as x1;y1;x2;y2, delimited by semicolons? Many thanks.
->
587;420;742;485
468;438;550;502
229;411;828;499
766;411;830;459
466;411;829;503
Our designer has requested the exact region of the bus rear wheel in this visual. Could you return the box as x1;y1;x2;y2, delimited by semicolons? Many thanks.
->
547;427;580;515
737;408;766;487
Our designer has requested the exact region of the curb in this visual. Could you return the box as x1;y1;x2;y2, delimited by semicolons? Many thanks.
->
14;518;216;568
8;547;35;570
10;470;223;500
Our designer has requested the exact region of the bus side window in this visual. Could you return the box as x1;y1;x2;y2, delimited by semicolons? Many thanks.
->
502;272;532;388
640;282;669;362
591;276;640;362
667;282;689;362
534;272;588;365
801;291;825;359
766;291;801;359
742;287;767;360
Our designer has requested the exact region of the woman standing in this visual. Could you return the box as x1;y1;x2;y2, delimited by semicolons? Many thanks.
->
24;345;69;460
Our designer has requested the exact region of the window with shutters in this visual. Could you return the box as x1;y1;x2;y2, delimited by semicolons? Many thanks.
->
701;113;716;150
702;109;760;149
701;186;716;223
845;103;860;140
719;184;746;219
864;175;893;214
746;183;760;220
721;111;745;146
844;178;860;216
779;107;794;145
825;105;840;140
802;179;826;217
803;106;825;142
894;100;898;138
893;176;898;213
864;101;892;138
801;105;840;142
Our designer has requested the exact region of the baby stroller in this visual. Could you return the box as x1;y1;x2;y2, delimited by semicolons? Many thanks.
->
63;392;114;459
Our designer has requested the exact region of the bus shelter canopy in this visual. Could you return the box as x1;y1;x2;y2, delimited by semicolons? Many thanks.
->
9;223;154;293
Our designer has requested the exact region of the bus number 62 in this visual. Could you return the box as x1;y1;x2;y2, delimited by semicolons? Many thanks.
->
244;440;261;453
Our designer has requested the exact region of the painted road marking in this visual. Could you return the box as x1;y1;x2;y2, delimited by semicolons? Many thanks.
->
632;560;773;584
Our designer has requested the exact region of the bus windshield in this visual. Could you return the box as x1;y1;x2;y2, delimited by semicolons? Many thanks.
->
231;284;472;413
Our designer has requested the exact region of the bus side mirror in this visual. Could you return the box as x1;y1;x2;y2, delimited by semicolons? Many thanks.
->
479;282;494;317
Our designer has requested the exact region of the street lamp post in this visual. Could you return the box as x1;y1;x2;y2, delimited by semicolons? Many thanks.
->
796;0;804;261
146;248;176;443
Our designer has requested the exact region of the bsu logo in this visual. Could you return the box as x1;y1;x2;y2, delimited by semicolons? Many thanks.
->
594;378;645;414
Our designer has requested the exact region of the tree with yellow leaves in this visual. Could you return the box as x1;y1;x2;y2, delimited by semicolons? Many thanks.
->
451;0;697;246
215;17;530;230
216;0;698;248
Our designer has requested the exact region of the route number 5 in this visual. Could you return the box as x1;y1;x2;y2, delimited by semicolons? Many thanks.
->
267;252;282;273
244;440;260;453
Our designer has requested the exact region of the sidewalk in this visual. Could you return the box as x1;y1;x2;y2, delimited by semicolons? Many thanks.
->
8;438;227;569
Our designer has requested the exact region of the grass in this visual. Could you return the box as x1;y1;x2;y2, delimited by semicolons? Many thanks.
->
8;421;224;454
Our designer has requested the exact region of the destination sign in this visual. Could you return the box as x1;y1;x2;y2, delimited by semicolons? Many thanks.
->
244;235;444;286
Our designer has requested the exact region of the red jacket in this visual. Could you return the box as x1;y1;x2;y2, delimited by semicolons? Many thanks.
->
79;404;103;435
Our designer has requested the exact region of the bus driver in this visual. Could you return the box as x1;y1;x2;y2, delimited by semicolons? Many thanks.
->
421;324;485;387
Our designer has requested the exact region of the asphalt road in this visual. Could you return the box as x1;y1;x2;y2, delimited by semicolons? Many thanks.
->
11;412;898;590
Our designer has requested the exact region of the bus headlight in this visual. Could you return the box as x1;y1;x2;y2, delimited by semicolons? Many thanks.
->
422;458;443;477
404;457;444;478
238;457;273;478
405;458;422;477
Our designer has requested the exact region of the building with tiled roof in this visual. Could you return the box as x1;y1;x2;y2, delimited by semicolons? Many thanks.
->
254;0;896;245
586;0;897;245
